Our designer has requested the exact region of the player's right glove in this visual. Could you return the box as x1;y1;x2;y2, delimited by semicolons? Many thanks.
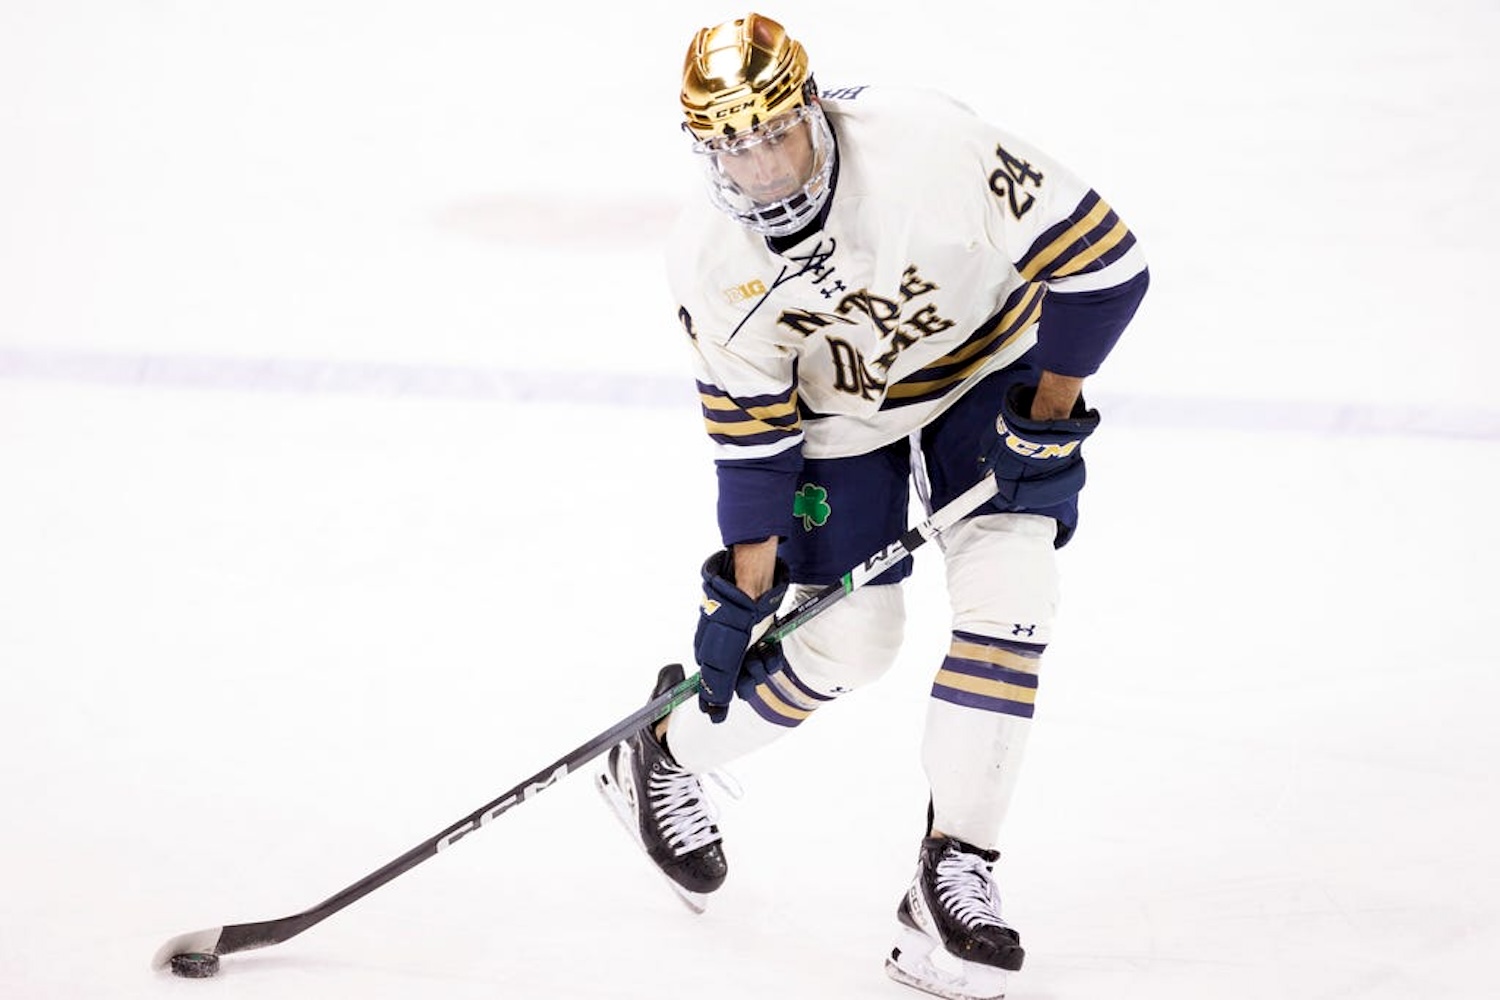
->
693;549;790;723
979;383;1101;510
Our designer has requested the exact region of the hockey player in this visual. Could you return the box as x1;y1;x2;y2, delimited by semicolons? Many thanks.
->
598;13;1148;999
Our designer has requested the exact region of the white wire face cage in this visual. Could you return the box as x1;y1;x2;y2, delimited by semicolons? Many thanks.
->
691;102;836;238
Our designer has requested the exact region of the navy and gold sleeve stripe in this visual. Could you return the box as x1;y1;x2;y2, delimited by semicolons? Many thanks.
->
881;282;1046;409
698;380;801;448
1015;189;1137;283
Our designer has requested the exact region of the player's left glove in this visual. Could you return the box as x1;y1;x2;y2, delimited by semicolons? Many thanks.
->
979;383;1101;510
693;550;790;724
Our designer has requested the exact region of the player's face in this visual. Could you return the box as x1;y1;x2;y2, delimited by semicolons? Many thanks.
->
701;106;818;205
690;100;836;236
717;116;815;202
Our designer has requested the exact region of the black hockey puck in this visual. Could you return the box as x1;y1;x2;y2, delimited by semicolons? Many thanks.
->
169;952;220;978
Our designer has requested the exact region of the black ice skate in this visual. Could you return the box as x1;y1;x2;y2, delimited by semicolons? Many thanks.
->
884;836;1025;1000
596;664;727;913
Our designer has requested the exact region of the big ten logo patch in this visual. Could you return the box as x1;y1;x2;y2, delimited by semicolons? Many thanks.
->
724;278;768;304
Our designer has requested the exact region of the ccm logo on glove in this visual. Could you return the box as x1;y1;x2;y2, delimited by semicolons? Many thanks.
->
979;383;1101;511
991;419;1084;461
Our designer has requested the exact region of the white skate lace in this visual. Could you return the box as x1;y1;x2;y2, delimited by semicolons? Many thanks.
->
934;849;1006;929
647;766;721;856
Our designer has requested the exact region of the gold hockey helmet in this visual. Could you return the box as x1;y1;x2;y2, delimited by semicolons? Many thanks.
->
681;14;813;140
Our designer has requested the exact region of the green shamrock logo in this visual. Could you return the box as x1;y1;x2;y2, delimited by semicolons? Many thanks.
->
793;483;831;532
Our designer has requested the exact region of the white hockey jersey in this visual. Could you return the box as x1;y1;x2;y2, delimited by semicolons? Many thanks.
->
666;85;1147;543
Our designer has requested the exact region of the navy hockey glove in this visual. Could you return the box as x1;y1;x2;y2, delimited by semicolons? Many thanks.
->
979;383;1101;510
693;549;790;723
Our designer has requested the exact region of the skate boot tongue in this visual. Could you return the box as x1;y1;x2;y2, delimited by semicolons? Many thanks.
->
930;838;1001;921
646;751;722;855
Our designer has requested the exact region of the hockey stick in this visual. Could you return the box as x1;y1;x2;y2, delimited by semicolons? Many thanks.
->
152;471;1001;974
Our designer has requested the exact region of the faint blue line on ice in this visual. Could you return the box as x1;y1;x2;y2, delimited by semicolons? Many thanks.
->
2;347;1497;441
1091;392;1500;442
0;347;690;408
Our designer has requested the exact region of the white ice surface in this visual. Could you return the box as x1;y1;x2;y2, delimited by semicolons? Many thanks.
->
2;2;1498;999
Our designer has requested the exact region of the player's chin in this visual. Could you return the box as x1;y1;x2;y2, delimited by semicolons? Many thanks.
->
744;180;801;203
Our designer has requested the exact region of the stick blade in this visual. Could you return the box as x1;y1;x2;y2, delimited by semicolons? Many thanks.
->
152;927;224;970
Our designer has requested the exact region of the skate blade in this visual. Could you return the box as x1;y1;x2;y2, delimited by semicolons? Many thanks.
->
595;768;709;915
884;925;1008;1000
